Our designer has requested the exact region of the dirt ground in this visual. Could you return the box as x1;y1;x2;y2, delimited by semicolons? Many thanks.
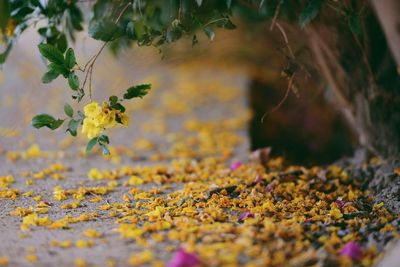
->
0;31;399;267
0;31;251;266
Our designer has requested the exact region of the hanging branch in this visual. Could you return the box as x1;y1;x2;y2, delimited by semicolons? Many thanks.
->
77;2;132;102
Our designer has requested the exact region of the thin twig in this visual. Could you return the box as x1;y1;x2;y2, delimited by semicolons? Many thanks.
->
80;1;132;102
270;0;283;31
261;74;295;123
137;0;143;17
202;18;228;28
89;64;93;101
275;22;295;59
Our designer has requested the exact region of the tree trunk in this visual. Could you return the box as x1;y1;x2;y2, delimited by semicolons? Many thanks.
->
371;0;400;68
305;4;400;159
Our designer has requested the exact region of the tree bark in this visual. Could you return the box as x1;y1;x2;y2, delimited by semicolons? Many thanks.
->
371;0;400;69
305;5;400;159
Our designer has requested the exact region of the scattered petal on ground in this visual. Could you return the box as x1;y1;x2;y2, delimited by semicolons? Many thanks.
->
168;248;199;267
340;241;363;261
0;45;398;267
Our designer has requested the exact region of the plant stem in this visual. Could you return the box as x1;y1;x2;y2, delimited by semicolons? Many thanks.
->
80;1;132;102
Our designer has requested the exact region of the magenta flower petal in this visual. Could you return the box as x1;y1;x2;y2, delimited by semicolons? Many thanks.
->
168;248;199;267
230;161;242;171
340;241;363;260
335;199;351;213
335;199;345;213
239;212;255;220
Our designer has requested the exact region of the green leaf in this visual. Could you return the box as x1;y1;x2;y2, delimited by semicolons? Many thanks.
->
32;114;64;130
69;5;83;31
203;27;215;41
38;43;65;65
89;20;123;41
0;0;10;31
11;6;34;21
348;13;362;35
30;0;43;9
48;63;69;77
125;21;135;38
86;137;98;153
221;19;236;30
123;84;151;99
134;20;146;39
299;0;325;28
112;103;126;113
68;73;79;90
0;44;12;64
56;34;68;53
42;70;59;83
64;103;73;117
109;95;118;105
98;135;109;144
65;48;76;69
67;119;79;136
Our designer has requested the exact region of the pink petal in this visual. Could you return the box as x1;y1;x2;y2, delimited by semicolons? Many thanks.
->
254;174;262;184
340;241;363;260
335;199;345;213
168;248;199;267
335;199;351;213
239;212;255;220
230;161;242;171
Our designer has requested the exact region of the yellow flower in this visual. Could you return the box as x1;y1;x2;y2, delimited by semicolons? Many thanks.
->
82;118;102;139
128;176;143;186
106;259;116;267
25;254;38;263
75;239;95;248
0;175;14;188
329;208;343;219
49;240;72;248
25;144;42;158
96;108;116;128
10;207;33;217
84;102;102;119
0;189;19;199
53;186;68;201
116;224;144;239
74;258;87;267
0;256;9;266
83;228;102;238
21;213;52;231
88;168;104;180
128;251;153;266
81;101;130;139
118;112;129;126
1;20;16;38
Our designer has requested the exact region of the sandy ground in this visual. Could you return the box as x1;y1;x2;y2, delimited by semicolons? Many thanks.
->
0;31;251;266
1;31;399;267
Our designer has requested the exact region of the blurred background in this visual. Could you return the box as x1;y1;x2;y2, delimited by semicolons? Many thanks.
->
0;21;355;165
